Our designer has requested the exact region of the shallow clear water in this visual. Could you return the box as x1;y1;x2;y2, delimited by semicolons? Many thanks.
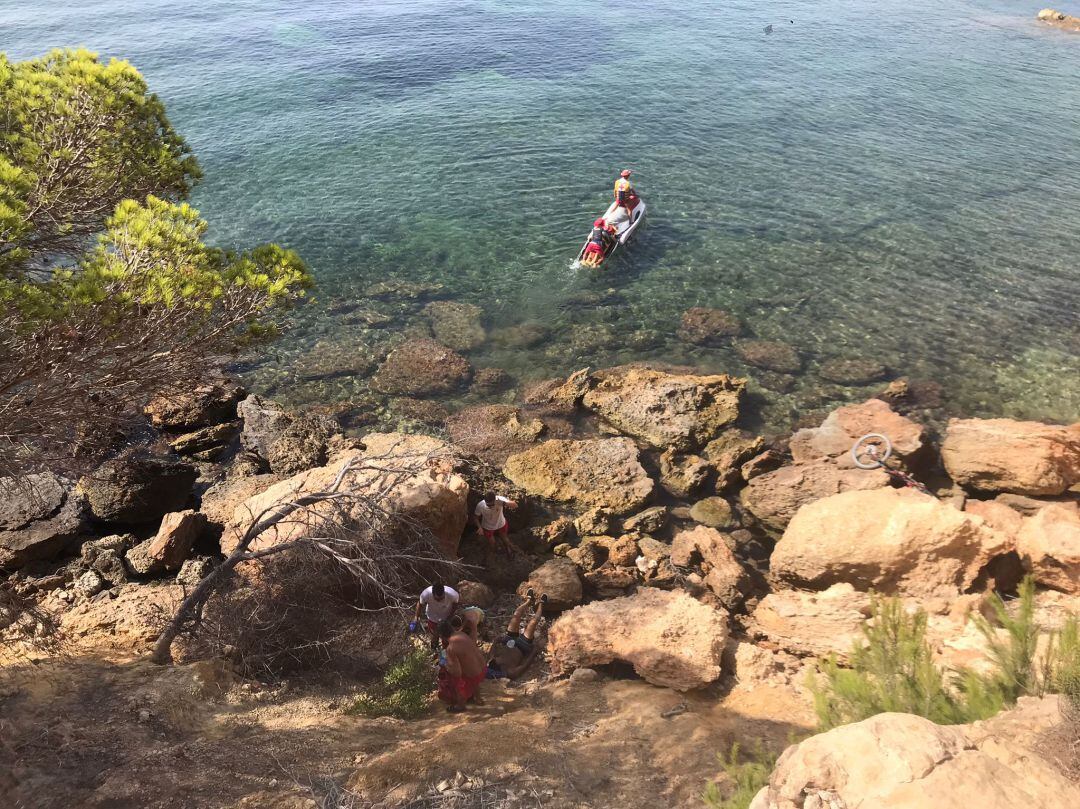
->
4;0;1080;429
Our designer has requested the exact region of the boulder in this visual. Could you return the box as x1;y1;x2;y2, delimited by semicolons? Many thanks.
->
584;565;637;595
447;405;545;466
670;525;747;608
221;433;468;556
789;399;925;465
78;534;135;588
748;584;872;660
1016;504;1080;594
817;358;887;386
175;557;214;586
659;449;713;498
600;534;640;567
548;588;728;690
676;307;742;345
125;510;206;576
0;473;87;569
265;413;339;475
169;421;240;459
516;558;582;611
703;431;766;489
622;506;667;535
741;449;784;481
567;538;607;572
941;418;1080;496
145;378;245;431
749;697;1080;809
573;507;612;537
371;338;472;397
469;367;512;395
964;499;1025;538
504;438;654;515
456;580;496;609
61;583;183;651
237;395;292;462
423;301;485;351
73;569;106;599
770;488;1012;598
79;455;196;525
736;340;800;374
741;461;890;532
580;366;744;450
534;517;573;548
689;496;734;528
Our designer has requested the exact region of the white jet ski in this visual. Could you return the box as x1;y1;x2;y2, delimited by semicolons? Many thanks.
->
576;193;646;269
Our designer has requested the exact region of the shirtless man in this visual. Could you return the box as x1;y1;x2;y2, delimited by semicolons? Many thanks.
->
487;591;546;680
438;619;488;713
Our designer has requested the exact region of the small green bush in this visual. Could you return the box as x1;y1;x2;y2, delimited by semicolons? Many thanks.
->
702;742;777;809
347;647;434;720
1051;616;1080;711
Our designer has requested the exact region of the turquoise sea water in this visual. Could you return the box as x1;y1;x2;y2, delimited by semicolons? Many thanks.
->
4;0;1079;430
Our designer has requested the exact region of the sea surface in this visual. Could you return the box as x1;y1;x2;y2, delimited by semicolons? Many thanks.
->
4;0;1080;431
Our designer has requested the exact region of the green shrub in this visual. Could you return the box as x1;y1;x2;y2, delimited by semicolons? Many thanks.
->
702;742;777;809
347;647;434;720
1051;616;1080;711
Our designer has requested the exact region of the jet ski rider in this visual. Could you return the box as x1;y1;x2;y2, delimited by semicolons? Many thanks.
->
614;169;635;221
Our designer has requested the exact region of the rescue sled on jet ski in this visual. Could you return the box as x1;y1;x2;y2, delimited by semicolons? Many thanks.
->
576;191;646;269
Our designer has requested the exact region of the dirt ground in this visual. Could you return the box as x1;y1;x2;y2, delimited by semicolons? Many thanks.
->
0;643;813;809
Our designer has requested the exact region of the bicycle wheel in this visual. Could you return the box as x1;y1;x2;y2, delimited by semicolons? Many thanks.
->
851;433;892;469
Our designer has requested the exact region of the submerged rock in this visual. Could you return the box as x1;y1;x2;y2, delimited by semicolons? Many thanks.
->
817;358;887;386
548;588;728;691
371;338;473;397
423;301;486;351
581;366;745;451
391;397;451;426
689;496;735;528
770;488;1012;598
941;417;1080;496
504;438;654;515
676;307;742;345
364;280;444;300
736;339;801;374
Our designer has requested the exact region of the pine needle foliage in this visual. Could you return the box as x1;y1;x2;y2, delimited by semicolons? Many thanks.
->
347;647;435;720
702;742;777;809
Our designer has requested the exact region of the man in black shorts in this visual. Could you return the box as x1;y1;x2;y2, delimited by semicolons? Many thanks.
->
487;590;545;680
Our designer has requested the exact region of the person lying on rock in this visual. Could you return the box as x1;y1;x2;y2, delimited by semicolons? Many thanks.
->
411;582;459;649
436;617;488;713
474;491;518;560
486;589;545;681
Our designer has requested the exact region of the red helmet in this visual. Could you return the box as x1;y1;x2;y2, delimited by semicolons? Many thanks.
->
593;217;605;227
620;169;632;177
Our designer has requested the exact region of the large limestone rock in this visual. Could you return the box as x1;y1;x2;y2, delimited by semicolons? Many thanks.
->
0;473;87;569
771;488;1011;598
548;588;729;690
580;366;744;451
749;697;1080;809
748;584;872;660
221;433;468;556
78;455;196;525
371;338;472;397
1017;504;1080;594
941;418;1080;496
740;461;890;533
789;399;925;465
516;558;582;611
670;525;748;608
125;510;207;576
62;583;183;652
504;438;654;515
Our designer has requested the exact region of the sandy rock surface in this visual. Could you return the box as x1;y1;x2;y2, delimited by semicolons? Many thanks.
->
670;525;747;608
741;460;890;532
771;488;1010;598
789;398;925;465
1017;503;1080;594
548;588;729;690
504;438;654;515
748;583;871;660
942;417;1080;496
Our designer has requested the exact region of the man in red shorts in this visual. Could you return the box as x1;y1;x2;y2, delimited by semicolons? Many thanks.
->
437;619;488;712
473;491;518;559
410;582;459;649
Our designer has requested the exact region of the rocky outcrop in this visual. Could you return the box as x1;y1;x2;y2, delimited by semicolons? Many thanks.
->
580;366;744;451
504;438;654;515
145;378;245;432
423;301;485;351
1038;8;1080;31
169;421;240;461
941;418;1080;496
548;588;728;690
676;307;742;345
703;431;765;490
658;449;712;498
748;584;872;660
770;488;1011;598
265;413;339;476
1017;504;1080;594
125;510;206;576
456;580;495;609
446;405;546;465
670;525;747;608
61;583;183;651
0;473;87;569
371;338;472;397
741;461;890;532
789;399;924;465
78;455;196;525
237;395;292;462
517;558;583;611
222;433;468;556
749;697;1080;809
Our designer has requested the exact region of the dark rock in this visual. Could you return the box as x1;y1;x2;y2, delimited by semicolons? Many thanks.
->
819;358;888;386
736;339;801;374
689;497;735;528
144;378;246;432
265;414;339;475
0;473;87;569
423;301;486;351
371;338;473;397
470;367;513;396
238;395;292;461
79;455;197;525
391;398;451;426
170;422;240;458
676;307;743;345
659;449;713;498
741;450;785;481
176;556;214;586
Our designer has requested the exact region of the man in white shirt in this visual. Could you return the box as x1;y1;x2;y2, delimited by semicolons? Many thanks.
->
474;491;518;558
411;582;460;646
